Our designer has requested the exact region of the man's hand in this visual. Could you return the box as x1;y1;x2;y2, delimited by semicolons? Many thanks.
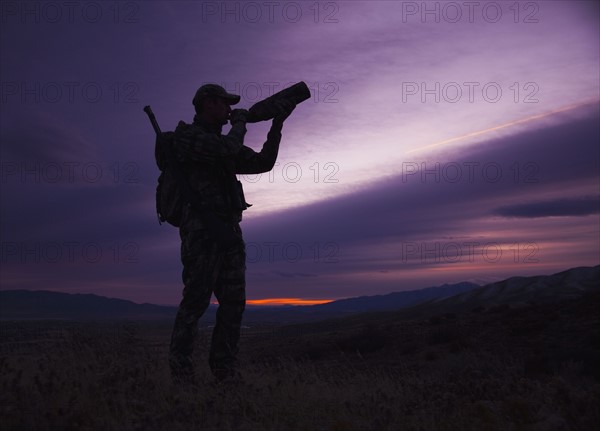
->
272;99;296;126
230;109;249;125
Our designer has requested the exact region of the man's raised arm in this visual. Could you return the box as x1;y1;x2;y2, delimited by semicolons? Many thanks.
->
234;101;295;174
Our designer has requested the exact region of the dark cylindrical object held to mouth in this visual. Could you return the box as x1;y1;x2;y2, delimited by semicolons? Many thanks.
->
247;81;311;123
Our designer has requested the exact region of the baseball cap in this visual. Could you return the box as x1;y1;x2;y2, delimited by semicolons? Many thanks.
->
192;84;241;107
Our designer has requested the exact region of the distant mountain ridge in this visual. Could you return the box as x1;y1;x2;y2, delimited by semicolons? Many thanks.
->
310;282;479;312
1;265;598;321
0;290;177;320
407;265;600;316
0;282;479;322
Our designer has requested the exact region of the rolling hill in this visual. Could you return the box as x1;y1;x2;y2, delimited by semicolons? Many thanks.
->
1;265;597;322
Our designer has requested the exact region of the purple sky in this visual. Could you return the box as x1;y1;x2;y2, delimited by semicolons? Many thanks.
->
1;1;598;305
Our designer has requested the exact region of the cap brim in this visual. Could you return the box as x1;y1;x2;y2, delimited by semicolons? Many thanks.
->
222;94;241;105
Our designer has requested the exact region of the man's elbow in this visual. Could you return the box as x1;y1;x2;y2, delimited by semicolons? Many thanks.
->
255;155;277;173
263;159;277;172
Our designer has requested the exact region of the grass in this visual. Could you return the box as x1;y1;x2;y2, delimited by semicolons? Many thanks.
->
2;293;600;430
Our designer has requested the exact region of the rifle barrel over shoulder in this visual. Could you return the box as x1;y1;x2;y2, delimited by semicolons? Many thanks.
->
143;105;162;135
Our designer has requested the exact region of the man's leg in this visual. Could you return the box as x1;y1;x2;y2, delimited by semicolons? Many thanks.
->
209;231;246;379
170;229;221;382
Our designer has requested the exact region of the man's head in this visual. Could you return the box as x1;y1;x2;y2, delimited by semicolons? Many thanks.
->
193;84;241;126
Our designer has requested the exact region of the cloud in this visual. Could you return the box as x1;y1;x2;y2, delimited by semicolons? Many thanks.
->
245;104;600;248
233;104;600;298
493;196;600;218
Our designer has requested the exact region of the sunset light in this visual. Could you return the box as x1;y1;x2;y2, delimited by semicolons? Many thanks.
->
246;298;335;306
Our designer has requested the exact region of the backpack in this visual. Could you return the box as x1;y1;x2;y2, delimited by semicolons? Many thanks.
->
155;131;184;227
149;115;243;250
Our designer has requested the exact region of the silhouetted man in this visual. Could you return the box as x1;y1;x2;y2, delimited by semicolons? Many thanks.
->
169;84;295;383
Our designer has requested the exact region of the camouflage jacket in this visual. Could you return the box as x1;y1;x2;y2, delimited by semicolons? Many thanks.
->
172;117;283;231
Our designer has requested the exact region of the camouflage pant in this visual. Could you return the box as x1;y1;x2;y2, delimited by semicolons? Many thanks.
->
169;224;246;380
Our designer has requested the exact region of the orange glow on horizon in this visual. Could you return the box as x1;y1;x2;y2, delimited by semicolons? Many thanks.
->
210;298;335;306
247;298;335;306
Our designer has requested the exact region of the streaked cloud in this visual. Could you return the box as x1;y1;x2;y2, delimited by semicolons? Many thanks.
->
493;196;600;218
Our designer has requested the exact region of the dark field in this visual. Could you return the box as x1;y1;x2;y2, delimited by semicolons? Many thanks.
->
2;293;600;431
